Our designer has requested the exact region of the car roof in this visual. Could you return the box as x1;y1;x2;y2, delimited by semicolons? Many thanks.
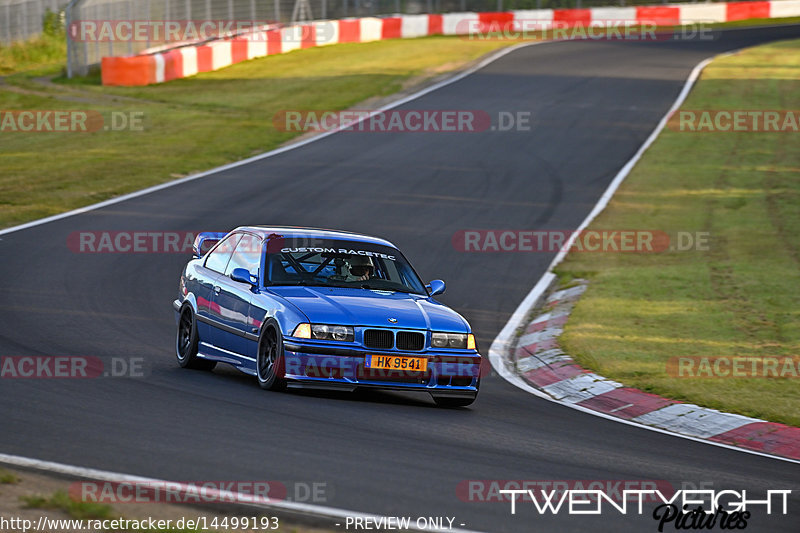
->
233;226;397;248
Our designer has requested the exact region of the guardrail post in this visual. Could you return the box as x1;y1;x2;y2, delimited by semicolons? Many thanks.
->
107;2;112;59
128;0;133;55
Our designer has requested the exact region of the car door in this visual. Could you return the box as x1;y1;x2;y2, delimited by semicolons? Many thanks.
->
195;232;242;348
213;233;263;363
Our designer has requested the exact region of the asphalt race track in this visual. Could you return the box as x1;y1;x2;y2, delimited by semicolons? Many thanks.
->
2;25;800;533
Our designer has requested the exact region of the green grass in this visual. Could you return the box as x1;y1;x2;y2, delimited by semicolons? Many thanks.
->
0;11;66;75
0;36;511;229
556;39;800;428
21;490;113;519
0;467;20;484
709;16;800;28
3;14;797;230
0;32;65;75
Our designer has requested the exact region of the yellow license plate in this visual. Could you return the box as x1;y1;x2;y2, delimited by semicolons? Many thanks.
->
368;355;427;372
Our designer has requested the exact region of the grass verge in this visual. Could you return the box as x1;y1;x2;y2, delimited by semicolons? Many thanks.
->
3;16;799;230
0;467;20;484
1;466;332;533
21;490;113;519
0;10;66;75
0;36;511;229
556;38;800;427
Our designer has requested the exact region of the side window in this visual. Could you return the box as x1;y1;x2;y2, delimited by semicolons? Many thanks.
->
204;233;241;274
225;234;262;278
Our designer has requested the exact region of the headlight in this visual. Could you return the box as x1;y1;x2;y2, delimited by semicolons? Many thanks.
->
431;332;471;349
311;324;354;342
292;323;311;338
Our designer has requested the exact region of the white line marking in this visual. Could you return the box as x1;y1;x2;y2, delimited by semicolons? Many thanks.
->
609;403;634;414
0;40;545;238
631;404;760;439
542;373;623;404
2;31;798;503
488;50;800;465
0;453;483;533
0;40;552;528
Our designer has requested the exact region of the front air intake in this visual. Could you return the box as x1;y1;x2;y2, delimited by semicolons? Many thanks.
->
363;329;394;349
396;331;424;351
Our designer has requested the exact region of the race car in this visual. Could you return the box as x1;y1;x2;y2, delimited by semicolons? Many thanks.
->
173;226;481;407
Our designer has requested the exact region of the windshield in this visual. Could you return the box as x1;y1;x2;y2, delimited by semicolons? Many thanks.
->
265;238;427;295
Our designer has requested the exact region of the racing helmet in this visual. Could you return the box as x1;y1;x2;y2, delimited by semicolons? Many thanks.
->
348;255;374;278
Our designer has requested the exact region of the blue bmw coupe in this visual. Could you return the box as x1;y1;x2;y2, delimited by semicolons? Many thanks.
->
173;227;481;407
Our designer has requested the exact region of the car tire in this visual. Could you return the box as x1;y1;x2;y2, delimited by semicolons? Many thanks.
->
176;306;216;371
257;321;286;391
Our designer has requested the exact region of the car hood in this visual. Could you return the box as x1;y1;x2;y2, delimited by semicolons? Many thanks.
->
266;286;468;332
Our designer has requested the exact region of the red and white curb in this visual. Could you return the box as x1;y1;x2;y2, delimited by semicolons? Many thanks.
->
513;280;800;461
487;44;800;465
99;1;800;85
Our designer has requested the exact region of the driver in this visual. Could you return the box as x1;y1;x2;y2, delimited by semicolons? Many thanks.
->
348;255;374;281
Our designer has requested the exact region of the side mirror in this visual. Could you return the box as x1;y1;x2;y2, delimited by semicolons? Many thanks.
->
426;279;446;296
230;268;257;286
192;231;227;258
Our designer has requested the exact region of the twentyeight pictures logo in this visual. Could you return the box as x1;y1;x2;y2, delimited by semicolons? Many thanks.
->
496;488;791;531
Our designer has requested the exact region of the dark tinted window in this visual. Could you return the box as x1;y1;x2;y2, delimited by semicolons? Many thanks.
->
266;238;426;294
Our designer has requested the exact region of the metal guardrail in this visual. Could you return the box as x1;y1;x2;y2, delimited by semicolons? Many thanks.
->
0;0;69;44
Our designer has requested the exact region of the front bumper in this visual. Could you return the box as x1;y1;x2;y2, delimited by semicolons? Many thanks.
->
282;339;481;396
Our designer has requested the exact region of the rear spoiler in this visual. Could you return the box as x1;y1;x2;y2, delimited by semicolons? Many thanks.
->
192;232;228;258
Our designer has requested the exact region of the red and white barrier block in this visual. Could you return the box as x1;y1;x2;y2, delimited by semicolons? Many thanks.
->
102;1;800;86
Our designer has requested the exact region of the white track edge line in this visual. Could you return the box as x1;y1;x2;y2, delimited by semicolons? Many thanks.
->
0;41;553;531
0;40;544;238
1;32;796;512
487;51;800;466
0;453;483;533
3;24;790;238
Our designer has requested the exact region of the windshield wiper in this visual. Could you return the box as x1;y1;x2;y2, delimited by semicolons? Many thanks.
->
268;279;315;287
